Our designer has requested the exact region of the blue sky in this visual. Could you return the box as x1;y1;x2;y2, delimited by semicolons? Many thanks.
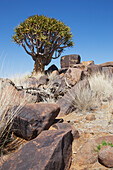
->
0;0;113;77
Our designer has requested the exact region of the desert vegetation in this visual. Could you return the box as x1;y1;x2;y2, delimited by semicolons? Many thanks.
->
0;14;113;170
0;83;28;156
12;15;73;75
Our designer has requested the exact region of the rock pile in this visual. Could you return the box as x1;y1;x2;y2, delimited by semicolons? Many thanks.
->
1;54;113;169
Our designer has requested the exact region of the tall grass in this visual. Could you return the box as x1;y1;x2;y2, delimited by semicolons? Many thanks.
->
0;84;27;155
69;72;113;113
68;86;98;113
10;72;31;87
88;72;113;102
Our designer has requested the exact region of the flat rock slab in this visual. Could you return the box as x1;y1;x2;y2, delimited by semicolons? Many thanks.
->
0;130;73;170
12;103;60;140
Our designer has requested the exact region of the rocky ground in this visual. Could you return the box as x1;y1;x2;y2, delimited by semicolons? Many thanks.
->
59;108;113;170
1;55;113;169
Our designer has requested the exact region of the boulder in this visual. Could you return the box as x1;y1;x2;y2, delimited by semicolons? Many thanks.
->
72;64;86;70
11;103;60;140
48;70;59;79
61;54;81;68
21;77;39;88
81;60;94;66
59;68;68;74
46;64;58;74
98;146;113;168
38;75;49;86
52;122;79;139
0;130;73;170
65;68;84;86
57;79;90;116
76;138;98;166
0;78;15;90
85;114;96;121
87;65;102;75
48;76;68;100
99;61;113;67
75;135;113;166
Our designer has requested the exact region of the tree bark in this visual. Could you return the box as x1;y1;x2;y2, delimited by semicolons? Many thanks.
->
32;58;45;76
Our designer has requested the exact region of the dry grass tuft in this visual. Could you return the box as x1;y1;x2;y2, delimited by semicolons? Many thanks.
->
68;72;113;114
68;87;98;113
88;72;113;102
0;84;27;156
10;72;31;87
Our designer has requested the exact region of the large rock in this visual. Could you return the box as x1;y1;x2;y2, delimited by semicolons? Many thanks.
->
46;64;58;74
47;75;68;100
99;61;113;67
65;68;84;86
61;54;81;68
82;60;94;66
52;122;79;139
87;65;102;75
75;135;113;167
0;78;15;90
0;130;73;170
38;75;49;86
20;77;39;88
57;79;90;116
76;138;98;165
11;103;60;140
98;146;113;168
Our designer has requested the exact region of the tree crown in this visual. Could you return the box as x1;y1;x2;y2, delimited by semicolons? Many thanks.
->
12;15;73;62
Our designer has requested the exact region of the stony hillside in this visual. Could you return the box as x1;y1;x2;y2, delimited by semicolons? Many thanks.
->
1;54;113;169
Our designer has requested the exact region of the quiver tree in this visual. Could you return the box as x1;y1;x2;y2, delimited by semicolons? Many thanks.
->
12;15;73;76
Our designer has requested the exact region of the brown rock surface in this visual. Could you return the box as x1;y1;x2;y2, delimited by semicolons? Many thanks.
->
85;114;96;121
49;70;59;78
60;110;113;169
52;122;79;139
57;79;90;116
65;68;84;86
21;77;39;88
46;64;58;73
38;75;49;86
99;61;113;67
0;130;73;170
75;138;98;165
82;60;94;66
87;64;102;75
98;146;113;168
61;54;81;68
72;63;86;70
11;103;60;140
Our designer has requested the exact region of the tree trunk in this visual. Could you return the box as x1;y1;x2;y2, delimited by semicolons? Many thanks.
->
32;58;45;76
